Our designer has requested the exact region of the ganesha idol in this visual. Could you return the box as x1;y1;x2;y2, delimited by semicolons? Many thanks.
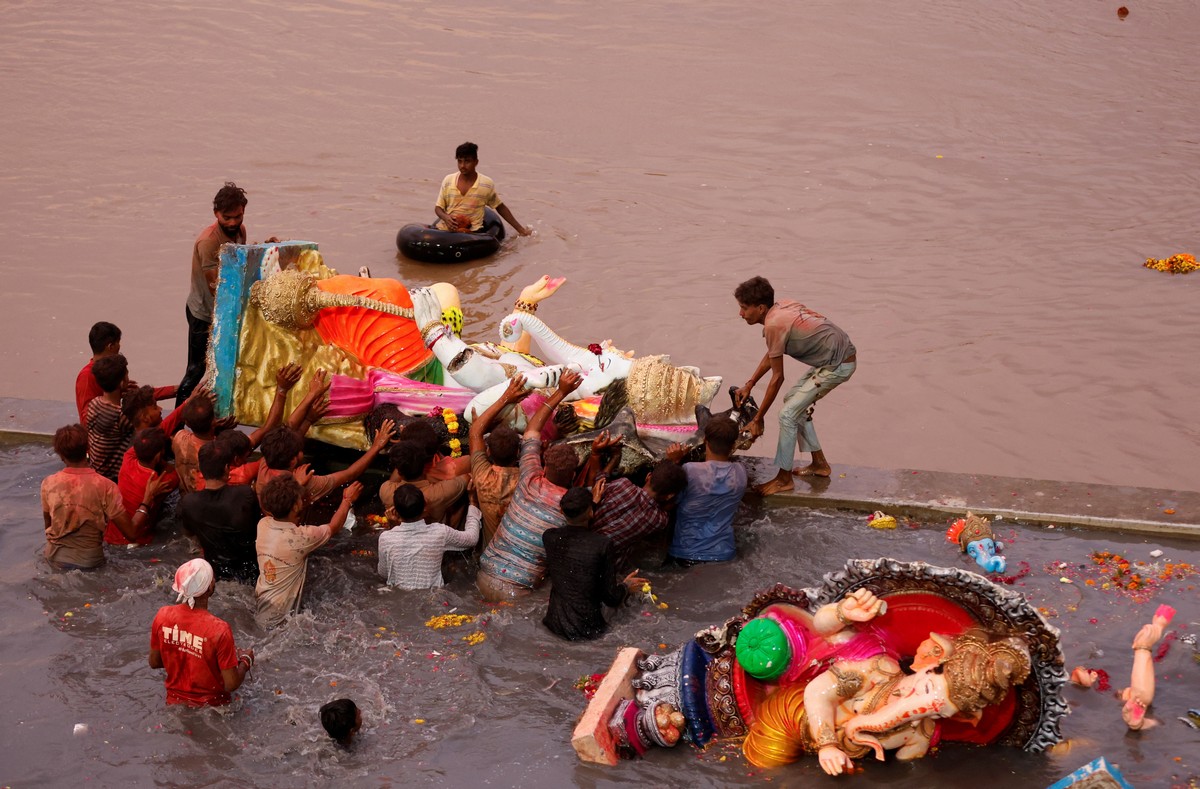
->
572;559;1068;774
205;241;721;449
947;512;1007;574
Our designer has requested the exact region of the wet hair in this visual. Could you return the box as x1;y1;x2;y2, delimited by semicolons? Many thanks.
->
543;443;579;489
559;487;593;525
648;459;688;498
319;698;360;746
392;483;426;521
87;322;121;354
455;141;479;160
183;397;215;434
259;475;304;519
197;440;233;480
132;427;167;465
399;420;439;462
213;181;248;214
53;424;89;463
734;276;774;308
704;416;739;456
215;429;252;462
485;425;520;467
259;426;305;470
388;440;427;482
92;354;129;394
121;385;158;425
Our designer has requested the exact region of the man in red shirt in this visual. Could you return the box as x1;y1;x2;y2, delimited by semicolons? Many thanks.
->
149;558;254;707
108;428;179;545
76;322;176;426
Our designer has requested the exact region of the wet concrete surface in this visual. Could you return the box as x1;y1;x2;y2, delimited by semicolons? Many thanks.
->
9;396;1196;540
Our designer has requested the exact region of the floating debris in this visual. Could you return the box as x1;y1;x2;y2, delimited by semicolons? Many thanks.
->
1144;253;1197;274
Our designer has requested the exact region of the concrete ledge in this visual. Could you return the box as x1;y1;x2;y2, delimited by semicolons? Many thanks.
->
740;457;1200;540
4;397;1196;539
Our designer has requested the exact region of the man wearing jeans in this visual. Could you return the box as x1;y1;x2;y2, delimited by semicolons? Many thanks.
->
733;276;857;496
178;182;254;407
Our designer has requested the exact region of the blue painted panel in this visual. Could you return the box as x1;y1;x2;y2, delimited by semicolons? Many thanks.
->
209;241;318;416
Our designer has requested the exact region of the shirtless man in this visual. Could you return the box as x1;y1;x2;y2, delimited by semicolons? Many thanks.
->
434;142;532;237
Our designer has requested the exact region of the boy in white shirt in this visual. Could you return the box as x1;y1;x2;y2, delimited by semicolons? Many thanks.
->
377;484;481;589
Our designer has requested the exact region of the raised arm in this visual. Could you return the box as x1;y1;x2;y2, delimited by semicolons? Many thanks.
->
443;504;483;550
247;363;303;446
523;370;582;439
327;481;364;537
285;369;330;435
111;473;169;542
469;374;529;456
581;429;621;487
325;419;395;489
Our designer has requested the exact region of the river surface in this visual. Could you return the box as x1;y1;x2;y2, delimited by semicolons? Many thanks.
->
2;1;1199;786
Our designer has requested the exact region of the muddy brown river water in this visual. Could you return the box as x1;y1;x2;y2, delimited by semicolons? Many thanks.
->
1;1;1198;786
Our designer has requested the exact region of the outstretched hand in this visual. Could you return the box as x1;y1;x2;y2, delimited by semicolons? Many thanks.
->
502;374;530;403
292;463;315;487
306;368;330;397
591;429;620;454
342;481;364;504
623;570;648;593
371;418;397;450
666;442;689;464
557;369;583;395
276;363;303;391
144;472;168;502
591;476;607;505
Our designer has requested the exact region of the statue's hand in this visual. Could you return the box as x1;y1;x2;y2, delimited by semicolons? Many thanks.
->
1131;623;1163;651
818;745;855;776
839;588;886;623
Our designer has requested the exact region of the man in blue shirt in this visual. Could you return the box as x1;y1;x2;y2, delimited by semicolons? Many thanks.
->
667;417;747;563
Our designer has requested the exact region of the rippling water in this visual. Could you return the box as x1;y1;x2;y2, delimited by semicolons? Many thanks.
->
2;1;1199;785
1;0;1198;492
3;443;1198;786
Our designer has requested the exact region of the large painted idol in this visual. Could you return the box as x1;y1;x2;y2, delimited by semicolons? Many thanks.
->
573;559;1068;775
206;241;726;453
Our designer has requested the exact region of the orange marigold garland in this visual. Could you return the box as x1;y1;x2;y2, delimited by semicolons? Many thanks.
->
438;407;464;458
1144;253;1198;274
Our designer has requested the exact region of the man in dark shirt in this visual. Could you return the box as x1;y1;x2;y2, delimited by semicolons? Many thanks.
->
593;459;687;572
542;487;645;641
179;441;261;582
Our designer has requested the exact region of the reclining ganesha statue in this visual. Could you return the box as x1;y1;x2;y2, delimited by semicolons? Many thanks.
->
242;245;721;435
571;558;1067;774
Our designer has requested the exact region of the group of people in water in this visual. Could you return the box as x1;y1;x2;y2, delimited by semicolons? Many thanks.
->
40;146;868;749
37;146;1179;762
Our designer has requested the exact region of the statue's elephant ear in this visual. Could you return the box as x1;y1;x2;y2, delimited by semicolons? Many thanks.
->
695;405;712;432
